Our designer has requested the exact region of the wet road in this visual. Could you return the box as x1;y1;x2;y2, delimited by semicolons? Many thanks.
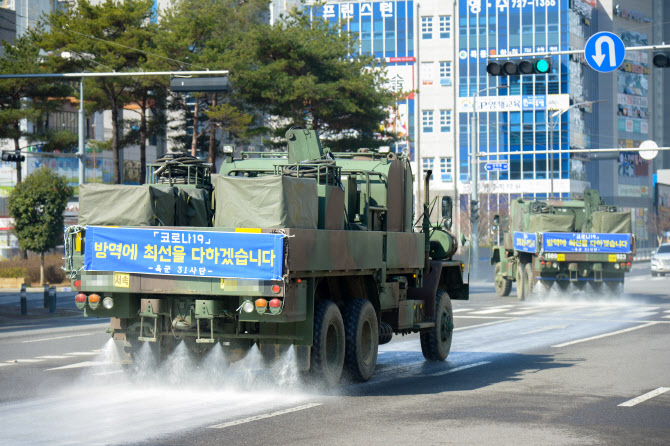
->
0;263;669;445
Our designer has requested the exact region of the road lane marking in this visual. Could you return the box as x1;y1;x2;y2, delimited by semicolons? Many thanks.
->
35;355;75;359
455;318;518;331
425;361;491;377
520;325;568;335
618;387;670;407
507;309;543;316
22;333;98;343
208;403;322;429
46;361;109;371
470;308;512;315
64;352;99;356
452;308;473;313
552;322;659;348
5;359;43;363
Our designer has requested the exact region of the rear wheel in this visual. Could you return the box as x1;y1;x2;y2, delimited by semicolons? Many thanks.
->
494;263;512;297
524;263;534;297
516;263;528;301
309;300;345;386
420;290;453;361
343;299;379;382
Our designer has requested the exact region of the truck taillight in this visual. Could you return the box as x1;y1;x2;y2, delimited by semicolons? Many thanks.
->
75;293;86;310
74;280;81;291
255;298;268;315
627;262;631;267
271;284;281;294
88;293;101;310
540;260;545;266
269;298;282;315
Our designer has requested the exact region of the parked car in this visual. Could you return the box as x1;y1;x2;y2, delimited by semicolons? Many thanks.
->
651;244;670;276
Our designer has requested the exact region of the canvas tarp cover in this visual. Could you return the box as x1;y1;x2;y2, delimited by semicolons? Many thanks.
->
79;184;176;226
512;201;530;232
591;211;631;233
528;213;575;232
214;175;318;229
175;188;210;227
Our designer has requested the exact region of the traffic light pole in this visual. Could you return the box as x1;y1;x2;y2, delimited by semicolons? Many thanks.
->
78;79;85;185
486;43;670;60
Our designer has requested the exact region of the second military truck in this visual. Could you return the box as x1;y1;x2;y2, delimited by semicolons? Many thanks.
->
491;190;635;300
65;129;468;385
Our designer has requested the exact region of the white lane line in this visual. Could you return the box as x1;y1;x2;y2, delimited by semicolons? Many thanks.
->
425;361;491;377
35;355;74;359
520;325;568;335
455;318;518;331
209;403;322;429
618;387;670;407
507;309;543;316
92;370;124;376
64;352;99;356
45;361;109;371
5;359;43;363
663;315;670;319
22;333;97;343
552;322;659;348
452;308;473;313
470;308;512;315
0;363;13;367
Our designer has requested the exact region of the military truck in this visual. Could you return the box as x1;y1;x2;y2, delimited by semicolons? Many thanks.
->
64;129;468;384
490;190;635;300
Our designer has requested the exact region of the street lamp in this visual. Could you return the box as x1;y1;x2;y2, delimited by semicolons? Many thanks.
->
470;85;506;281
548;100;605;196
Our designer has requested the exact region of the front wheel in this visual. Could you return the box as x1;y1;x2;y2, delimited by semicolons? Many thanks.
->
420;289;453;361
494;263;512;297
309;300;345;386
343;299;379;382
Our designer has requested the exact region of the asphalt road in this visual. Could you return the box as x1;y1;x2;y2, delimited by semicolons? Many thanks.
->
0;262;668;445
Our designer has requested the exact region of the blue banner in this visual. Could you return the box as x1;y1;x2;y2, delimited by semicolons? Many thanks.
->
83;227;284;280
514;231;537;253
542;232;632;253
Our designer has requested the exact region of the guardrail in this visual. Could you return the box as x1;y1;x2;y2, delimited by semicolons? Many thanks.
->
634;248;654;262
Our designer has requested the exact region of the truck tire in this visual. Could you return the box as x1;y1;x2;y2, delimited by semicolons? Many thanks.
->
310;299;345;386
343;299;379;382
516;263;527;301
524;263;534;297
494;263;512;297
420;289;453;361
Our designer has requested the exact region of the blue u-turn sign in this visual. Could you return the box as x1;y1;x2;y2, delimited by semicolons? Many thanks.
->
584;31;626;73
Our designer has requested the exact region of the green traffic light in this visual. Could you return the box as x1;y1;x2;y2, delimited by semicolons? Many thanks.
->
535;58;550;73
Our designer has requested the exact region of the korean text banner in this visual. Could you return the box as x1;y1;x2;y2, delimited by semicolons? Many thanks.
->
514;232;537;253
542;232;632;253
83;226;284;280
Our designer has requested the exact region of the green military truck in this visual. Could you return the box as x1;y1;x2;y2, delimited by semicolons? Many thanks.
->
65;129;468;384
491;190;635;300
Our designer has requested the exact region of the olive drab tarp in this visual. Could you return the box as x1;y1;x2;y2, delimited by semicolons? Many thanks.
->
591;211;632;234
175;188;210;227
213;175;318;229
528;213;576;232
78;184;176;226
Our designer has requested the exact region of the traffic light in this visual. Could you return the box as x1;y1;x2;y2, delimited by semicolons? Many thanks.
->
652;52;670;68
487;57;552;76
470;199;480;224
1;151;25;162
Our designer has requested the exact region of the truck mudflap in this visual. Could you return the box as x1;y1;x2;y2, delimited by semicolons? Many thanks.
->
408;260;468;320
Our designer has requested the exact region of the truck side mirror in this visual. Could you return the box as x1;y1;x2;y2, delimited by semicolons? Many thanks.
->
441;196;453;220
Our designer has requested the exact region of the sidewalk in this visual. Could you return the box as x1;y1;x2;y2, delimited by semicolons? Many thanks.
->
0;288;82;327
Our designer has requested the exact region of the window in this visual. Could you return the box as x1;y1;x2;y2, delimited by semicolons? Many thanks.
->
439;61;452;86
439;16;451;39
440;110;452;133
422;157;434;179
421;16;433;39
440;157;452;182
422;110;434;133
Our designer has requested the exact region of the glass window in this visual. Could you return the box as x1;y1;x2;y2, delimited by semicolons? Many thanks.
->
422;110;434;133
439;16;451;39
439;61;451;86
440;110;452;133
421;16;433;39
422;157;434;179
440;157;452;182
